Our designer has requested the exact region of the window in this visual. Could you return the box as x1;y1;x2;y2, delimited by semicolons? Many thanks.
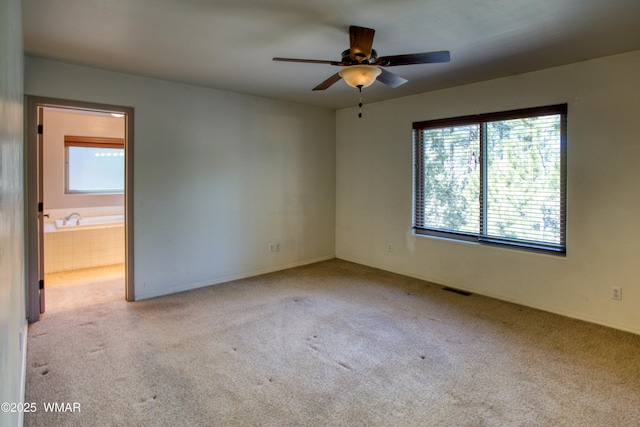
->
65;136;125;194
413;104;567;254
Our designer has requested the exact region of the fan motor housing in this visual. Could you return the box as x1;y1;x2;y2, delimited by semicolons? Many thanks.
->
342;49;378;65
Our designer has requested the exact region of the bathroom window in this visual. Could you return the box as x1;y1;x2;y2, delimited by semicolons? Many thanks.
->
65;136;125;194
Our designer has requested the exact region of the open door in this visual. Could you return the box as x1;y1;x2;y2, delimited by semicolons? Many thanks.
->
25;97;41;322
37;105;45;315
25;102;46;321
26;96;135;322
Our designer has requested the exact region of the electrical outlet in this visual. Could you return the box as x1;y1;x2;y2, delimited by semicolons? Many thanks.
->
387;243;393;252
269;243;274;252
275;243;280;252
611;286;622;301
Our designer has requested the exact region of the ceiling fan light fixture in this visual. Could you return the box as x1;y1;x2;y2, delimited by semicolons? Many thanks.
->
339;65;381;89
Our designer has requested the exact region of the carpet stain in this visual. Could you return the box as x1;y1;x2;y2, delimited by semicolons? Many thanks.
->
442;286;473;296
88;344;105;354
139;395;158;404
338;362;352;371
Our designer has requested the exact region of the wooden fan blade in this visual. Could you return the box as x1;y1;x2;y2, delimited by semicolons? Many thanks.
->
349;26;375;61
377;51;450;66
273;57;343;66
312;73;342;91
376;68;408;88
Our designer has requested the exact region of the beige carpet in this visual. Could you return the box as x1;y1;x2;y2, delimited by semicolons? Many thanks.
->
26;260;640;426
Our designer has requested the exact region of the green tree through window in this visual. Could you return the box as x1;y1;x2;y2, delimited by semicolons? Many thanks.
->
413;104;567;254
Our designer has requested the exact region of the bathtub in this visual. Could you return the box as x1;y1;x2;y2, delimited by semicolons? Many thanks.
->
49;214;125;232
43;213;125;272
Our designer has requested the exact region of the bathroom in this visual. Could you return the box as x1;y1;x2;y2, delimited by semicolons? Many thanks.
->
42;107;125;276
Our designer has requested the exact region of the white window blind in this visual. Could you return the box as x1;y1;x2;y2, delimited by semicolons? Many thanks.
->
413;104;567;254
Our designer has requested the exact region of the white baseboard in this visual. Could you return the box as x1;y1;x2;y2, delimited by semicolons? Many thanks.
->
336;255;640;336
134;255;335;301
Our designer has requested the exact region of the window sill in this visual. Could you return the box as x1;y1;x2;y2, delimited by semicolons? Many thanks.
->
413;229;566;257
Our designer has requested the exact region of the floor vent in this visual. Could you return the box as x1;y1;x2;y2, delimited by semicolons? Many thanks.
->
442;287;473;296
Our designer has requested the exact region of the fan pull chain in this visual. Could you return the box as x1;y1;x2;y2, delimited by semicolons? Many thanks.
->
358;85;363;118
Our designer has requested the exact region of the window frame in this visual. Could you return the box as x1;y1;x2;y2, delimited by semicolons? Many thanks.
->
64;135;125;195
412;104;567;255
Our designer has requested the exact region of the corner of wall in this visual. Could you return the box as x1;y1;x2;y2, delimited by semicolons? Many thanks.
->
1;0;28;425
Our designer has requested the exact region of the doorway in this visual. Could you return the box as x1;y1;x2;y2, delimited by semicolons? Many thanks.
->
25;96;135;323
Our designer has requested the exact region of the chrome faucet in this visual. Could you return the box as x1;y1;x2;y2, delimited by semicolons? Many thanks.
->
63;212;81;225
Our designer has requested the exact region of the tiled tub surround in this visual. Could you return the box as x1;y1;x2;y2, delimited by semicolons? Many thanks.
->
44;206;124;273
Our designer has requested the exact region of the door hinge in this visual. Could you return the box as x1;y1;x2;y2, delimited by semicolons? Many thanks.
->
39;279;44;290
38;202;43;212
37;124;43;134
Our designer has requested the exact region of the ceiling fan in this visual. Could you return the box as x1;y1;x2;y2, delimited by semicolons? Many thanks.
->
273;25;450;91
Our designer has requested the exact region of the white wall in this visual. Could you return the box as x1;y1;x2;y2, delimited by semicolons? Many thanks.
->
337;50;640;334
0;0;26;425
43;109;125;209
25;57;336;300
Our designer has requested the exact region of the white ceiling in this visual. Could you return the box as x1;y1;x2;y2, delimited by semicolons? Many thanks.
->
22;0;640;110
